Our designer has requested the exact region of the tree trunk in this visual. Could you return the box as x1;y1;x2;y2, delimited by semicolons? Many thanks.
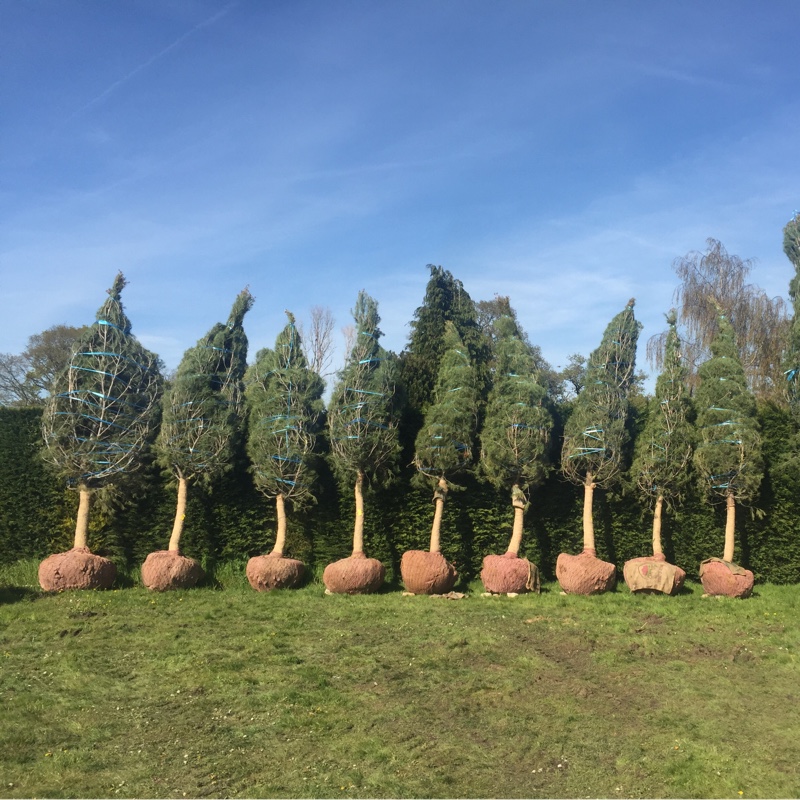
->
429;476;448;553
723;490;736;562
652;494;664;557
271;493;287;556
582;472;596;554
352;470;365;557
168;474;189;553
506;484;526;556
73;485;92;550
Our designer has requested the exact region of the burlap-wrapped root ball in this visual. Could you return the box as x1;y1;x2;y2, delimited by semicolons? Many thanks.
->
699;559;754;598
39;547;116;592
481;553;539;594
141;551;203;591
246;554;305;591
556;550;616;595
623;554;686;595
400;550;457;595
323;553;385;594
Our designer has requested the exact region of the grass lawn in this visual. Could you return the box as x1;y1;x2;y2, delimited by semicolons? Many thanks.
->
1;560;799;799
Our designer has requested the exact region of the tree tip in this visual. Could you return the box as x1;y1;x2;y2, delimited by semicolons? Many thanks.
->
109;272;127;299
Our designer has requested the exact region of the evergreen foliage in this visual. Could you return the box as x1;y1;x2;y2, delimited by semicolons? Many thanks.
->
246;311;325;507
41;273;163;488
561;299;642;488
693;312;763;505
783;213;800;416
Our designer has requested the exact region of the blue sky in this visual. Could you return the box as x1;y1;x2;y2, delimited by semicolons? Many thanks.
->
2;0;799;385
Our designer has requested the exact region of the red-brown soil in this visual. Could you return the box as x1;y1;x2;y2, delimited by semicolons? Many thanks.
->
323;553;385;594
481;552;539;594
400;550;457;595
623;554;686;595
699;559;754;598
141;551;204;591
38;548;116;591
556;549;616;595
246;553;305;591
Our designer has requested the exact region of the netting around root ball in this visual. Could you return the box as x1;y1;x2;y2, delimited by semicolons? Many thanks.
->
39;548;116;591
699;559;754;598
556;550;617;595
246;554;305;591
400;550;457;595
622;555;686;595
141;551;204;591
481;553;539;594
323;554;385;594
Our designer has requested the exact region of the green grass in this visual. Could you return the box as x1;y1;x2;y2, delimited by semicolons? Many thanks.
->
1;561;799;799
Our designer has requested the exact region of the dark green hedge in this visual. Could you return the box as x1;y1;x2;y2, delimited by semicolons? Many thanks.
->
2;404;799;583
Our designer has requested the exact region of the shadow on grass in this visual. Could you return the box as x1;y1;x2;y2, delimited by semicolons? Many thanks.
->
0;585;42;604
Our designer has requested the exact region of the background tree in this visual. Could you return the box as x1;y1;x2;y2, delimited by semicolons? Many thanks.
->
324;291;400;594
648;238;789;402
558;299;641;594
401;322;479;594
624;310;692;594
39;273;162;590
782;213;800;417
245;311;325;590
143;289;253;590
480;314;553;594
297;305;336;380
693;311;761;597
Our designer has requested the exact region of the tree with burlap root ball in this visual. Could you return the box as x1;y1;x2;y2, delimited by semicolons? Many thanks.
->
479;315;553;595
245;311;325;591
324;291;400;594
558;299;641;594
624;310;692;594
39;273;162;591
401;322;479;594
142;290;253;590
694;311;762;598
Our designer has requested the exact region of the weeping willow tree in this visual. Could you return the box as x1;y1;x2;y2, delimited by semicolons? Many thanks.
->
40;272;162;590
143;289;253;590
624;311;692;594
402;322;479;594
558;299;641;594
479;315;553;594
245;311;325;590
324;291;400;594
694;311;761;598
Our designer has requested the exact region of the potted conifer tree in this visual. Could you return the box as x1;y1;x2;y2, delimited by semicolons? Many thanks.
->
480;315;553;594
142;290;253;590
557;299;641;594
401;322;479;594
324;291;399;594
245;311;325;591
39;273;162;591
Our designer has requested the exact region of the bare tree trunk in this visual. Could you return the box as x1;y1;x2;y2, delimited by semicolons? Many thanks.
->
271;493;287;556
73;485;92;549
429;477;448;553
724;490;736;562
583;472;596;554
506;484;526;556
168;474;188;553
352;470;365;557
652;494;664;557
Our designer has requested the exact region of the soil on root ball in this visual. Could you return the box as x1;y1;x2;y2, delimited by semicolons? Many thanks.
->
481;552;539;594
141;550;204;591
400;550;457;595
699;559;754;598
623;554;686;595
556;550;616;595
38;548;116;592
246;554;305;591
323;553;385;594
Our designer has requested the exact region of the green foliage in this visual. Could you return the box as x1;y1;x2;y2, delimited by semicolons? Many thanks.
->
480;315;553;497
632;310;694;509
561;299;642;488
328;291;400;488
413;322;479;485
156;289;253;484
245;311;325;506
693;313;763;504
41;273;163;489
783;213;800;416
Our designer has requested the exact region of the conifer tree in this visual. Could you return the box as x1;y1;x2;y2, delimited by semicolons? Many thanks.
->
783;213;800;417
324;291;400;594
694;311;761;597
624;311;691;594
401;322;479;594
557;299;641;594
480;315;553;594
142;289;253;590
39;272;162;590
245;311;325;590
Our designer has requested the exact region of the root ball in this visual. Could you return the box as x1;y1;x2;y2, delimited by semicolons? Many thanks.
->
38;548;116;592
400;550;457;595
246;554;305;591
556;550;616;595
141;551;203;591
323;554;385;594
